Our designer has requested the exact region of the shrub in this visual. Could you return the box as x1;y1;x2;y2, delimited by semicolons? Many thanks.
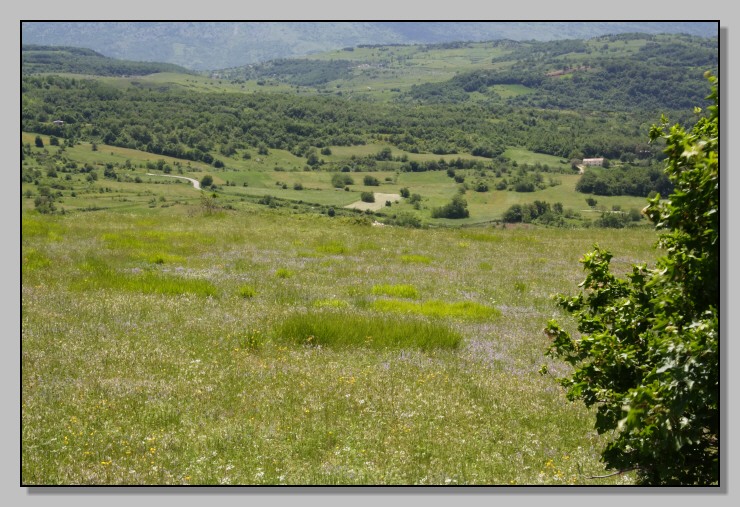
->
596;211;627;228
200;174;214;188
331;173;353;188
544;75;718;485
390;212;422;228
33;195;56;214
431;195;469;219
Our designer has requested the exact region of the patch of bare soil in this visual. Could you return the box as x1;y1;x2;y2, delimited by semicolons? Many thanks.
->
344;193;401;211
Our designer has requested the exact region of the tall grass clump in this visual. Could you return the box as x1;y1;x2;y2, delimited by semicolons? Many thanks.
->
276;311;462;350
275;268;294;279
371;284;420;299
400;254;432;264
237;285;257;298
314;241;348;255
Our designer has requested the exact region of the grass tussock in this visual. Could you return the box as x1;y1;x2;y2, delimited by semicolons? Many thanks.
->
314;241;348;255
371;284;420;299
372;299;500;321
237;285;257;298
400;254;432;264
275;268;294;279
276;311;462;350
312;299;350;309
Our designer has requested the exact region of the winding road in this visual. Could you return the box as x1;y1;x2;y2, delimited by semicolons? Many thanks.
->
146;173;201;189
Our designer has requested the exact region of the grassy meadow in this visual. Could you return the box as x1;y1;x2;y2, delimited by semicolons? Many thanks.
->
21;199;661;485
20;31;718;486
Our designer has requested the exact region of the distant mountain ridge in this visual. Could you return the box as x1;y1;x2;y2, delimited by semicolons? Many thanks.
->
20;21;718;71
22;45;192;76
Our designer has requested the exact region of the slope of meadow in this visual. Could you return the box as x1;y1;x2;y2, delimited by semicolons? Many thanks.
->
21;204;660;485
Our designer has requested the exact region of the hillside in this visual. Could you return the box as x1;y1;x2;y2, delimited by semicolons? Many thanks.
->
20;21;718;71
22;45;192;76
219;34;717;113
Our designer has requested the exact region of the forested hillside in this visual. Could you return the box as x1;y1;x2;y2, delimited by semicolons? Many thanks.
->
22;45;191;76
402;34;718;112
21;75;668;164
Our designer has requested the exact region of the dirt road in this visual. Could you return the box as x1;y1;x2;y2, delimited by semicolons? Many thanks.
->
146;173;201;189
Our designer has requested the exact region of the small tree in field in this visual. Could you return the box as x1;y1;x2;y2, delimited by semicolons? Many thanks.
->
200;174;214;188
544;74;718;485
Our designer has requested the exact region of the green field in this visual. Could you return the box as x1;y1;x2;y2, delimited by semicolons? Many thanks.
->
21;32;711;485
22;202;660;485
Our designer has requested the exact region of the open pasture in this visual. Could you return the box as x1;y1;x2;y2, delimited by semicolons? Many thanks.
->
21;204;659;485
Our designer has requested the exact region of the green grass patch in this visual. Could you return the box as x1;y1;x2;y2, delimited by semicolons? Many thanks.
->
73;257;219;297
22;216;64;240
314;241;348;255
275;268;294;279
237;285;257;298
146;253;186;265
312;299;350;309
372;299;500;321
275;311;462;350
371;284;420;299
22;248;52;273
459;231;502;243
400;254;432;264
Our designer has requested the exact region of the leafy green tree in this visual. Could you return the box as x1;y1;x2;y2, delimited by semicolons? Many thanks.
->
200;174;214;188
544;74;718;485
331;173;353;188
431;195;469;219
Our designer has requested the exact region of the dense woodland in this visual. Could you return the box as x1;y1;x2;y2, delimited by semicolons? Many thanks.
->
21;76;671;164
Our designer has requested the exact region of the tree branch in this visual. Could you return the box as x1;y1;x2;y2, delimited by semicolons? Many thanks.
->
588;467;639;479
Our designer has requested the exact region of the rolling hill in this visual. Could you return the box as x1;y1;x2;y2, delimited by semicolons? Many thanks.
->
20;21;718;71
